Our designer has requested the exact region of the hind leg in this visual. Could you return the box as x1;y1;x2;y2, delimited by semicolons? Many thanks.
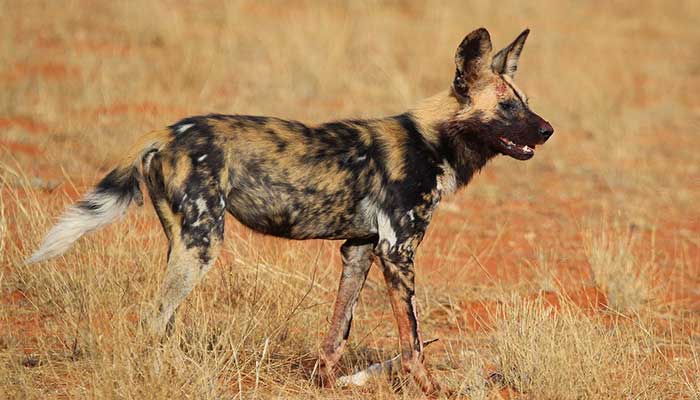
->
147;232;222;337
318;237;375;385
144;155;226;337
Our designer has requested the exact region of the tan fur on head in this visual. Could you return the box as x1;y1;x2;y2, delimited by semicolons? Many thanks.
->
502;74;528;104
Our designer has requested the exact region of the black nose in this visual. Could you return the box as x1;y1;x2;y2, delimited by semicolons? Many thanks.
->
539;121;554;141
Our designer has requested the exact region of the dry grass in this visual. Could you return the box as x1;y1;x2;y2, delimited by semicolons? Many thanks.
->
493;296;615;399
585;222;657;314
2;0;700;398
493;296;654;399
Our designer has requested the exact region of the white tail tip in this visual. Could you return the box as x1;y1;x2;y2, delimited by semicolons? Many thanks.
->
25;190;131;265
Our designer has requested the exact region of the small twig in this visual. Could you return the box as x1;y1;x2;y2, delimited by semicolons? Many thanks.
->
254;337;269;393
336;339;439;387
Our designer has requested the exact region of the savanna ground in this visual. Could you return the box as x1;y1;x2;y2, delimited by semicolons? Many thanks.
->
1;1;699;398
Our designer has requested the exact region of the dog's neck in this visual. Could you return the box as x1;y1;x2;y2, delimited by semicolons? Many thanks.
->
410;90;497;191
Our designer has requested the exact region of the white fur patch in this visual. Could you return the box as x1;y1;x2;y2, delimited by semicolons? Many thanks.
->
377;210;396;248
197;154;208;162
25;190;131;264
176;123;194;134
195;197;208;216
437;161;457;196
142;151;156;173
359;197;378;233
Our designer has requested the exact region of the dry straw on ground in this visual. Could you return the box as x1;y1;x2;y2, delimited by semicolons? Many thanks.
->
493;295;651;399
585;222;656;314
2;1;699;398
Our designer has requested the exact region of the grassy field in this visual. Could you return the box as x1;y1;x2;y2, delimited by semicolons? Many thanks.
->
1;1;699;398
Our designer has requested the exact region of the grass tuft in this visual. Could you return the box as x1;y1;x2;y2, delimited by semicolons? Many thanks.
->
585;222;656;314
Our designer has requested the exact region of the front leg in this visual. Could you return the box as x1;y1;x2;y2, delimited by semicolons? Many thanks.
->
378;250;440;394
376;213;441;395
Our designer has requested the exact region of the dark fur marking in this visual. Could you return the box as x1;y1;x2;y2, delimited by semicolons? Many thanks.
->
435;111;496;186
78;167;142;212
498;99;520;114
503;78;527;106
379;114;441;216
265;128;288;152
144;154;175;242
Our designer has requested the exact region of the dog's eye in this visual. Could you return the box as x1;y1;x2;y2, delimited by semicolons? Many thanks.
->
499;100;518;112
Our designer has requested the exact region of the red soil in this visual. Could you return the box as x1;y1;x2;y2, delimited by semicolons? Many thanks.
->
0;116;51;135
0;62;80;83
78;102;188;118
0;139;44;156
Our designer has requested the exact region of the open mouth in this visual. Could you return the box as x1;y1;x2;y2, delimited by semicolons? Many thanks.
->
498;136;535;160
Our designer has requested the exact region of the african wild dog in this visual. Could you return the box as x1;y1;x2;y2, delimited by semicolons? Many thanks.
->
26;28;552;394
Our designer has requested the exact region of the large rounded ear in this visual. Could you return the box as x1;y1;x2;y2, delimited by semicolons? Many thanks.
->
453;28;493;100
491;29;530;78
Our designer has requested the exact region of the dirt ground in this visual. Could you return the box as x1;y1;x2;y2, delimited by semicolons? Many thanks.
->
1;1;699;398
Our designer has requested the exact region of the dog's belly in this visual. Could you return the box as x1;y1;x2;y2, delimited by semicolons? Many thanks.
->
225;179;377;241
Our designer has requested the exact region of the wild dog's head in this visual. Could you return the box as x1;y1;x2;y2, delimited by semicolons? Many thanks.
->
449;28;553;161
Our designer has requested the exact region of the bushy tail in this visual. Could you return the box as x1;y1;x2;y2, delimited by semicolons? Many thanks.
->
25;129;172;265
